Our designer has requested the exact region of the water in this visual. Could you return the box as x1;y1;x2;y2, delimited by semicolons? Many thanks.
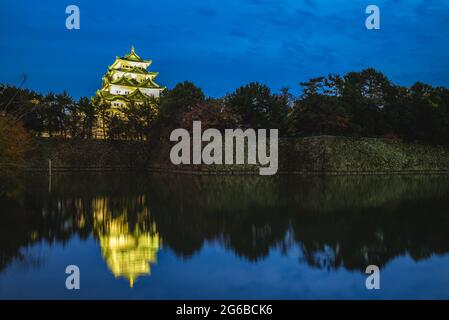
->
1;173;449;299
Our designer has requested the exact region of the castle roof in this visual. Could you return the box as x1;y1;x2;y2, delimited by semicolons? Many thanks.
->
105;75;162;89
108;66;158;77
97;89;157;102
120;46;151;63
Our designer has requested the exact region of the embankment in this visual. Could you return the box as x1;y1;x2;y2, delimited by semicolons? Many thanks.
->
24;136;449;175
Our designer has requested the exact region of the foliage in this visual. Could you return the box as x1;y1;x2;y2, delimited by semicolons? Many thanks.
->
180;99;241;131
289;76;349;135
154;81;204;128
225;82;289;132
0;114;32;167
1;68;449;145
0;89;34;196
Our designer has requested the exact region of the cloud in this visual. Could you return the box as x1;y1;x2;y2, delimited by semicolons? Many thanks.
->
303;0;317;8
1;0;449;97
196;7;218;17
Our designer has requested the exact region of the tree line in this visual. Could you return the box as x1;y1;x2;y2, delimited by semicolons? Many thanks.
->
1;68;449;145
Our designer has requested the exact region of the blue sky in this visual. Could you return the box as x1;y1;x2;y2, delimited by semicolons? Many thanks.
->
1;0;448;98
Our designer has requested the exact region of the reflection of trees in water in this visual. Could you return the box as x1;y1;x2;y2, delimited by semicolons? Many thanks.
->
0;196;41;271
289;177;449;271
0;175;161;286
145;175;449;270
145;176;291;261
1;173;449;275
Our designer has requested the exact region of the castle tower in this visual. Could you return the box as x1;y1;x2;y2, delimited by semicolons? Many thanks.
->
95;46;164;111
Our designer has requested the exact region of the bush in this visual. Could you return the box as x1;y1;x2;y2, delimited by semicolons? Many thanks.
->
0;114;32;167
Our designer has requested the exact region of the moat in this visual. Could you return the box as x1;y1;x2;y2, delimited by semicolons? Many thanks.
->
1;173;449;299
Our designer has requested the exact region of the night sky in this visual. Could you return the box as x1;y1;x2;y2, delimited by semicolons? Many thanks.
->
1;0;448;98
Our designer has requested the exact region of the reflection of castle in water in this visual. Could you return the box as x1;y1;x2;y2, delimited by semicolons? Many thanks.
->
3;174;449;277
89;197;161;287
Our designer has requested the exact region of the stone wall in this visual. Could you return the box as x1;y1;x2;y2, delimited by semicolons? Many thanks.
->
25;136;449;175
27;138;151;171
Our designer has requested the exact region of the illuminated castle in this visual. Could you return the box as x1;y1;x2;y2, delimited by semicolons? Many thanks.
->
95;46;164;110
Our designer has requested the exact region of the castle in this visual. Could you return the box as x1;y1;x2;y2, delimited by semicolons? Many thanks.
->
93;47;165;138
95;46;164;111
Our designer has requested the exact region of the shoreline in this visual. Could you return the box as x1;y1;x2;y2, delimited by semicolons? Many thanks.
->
12;135;449;176
15;166;449;176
